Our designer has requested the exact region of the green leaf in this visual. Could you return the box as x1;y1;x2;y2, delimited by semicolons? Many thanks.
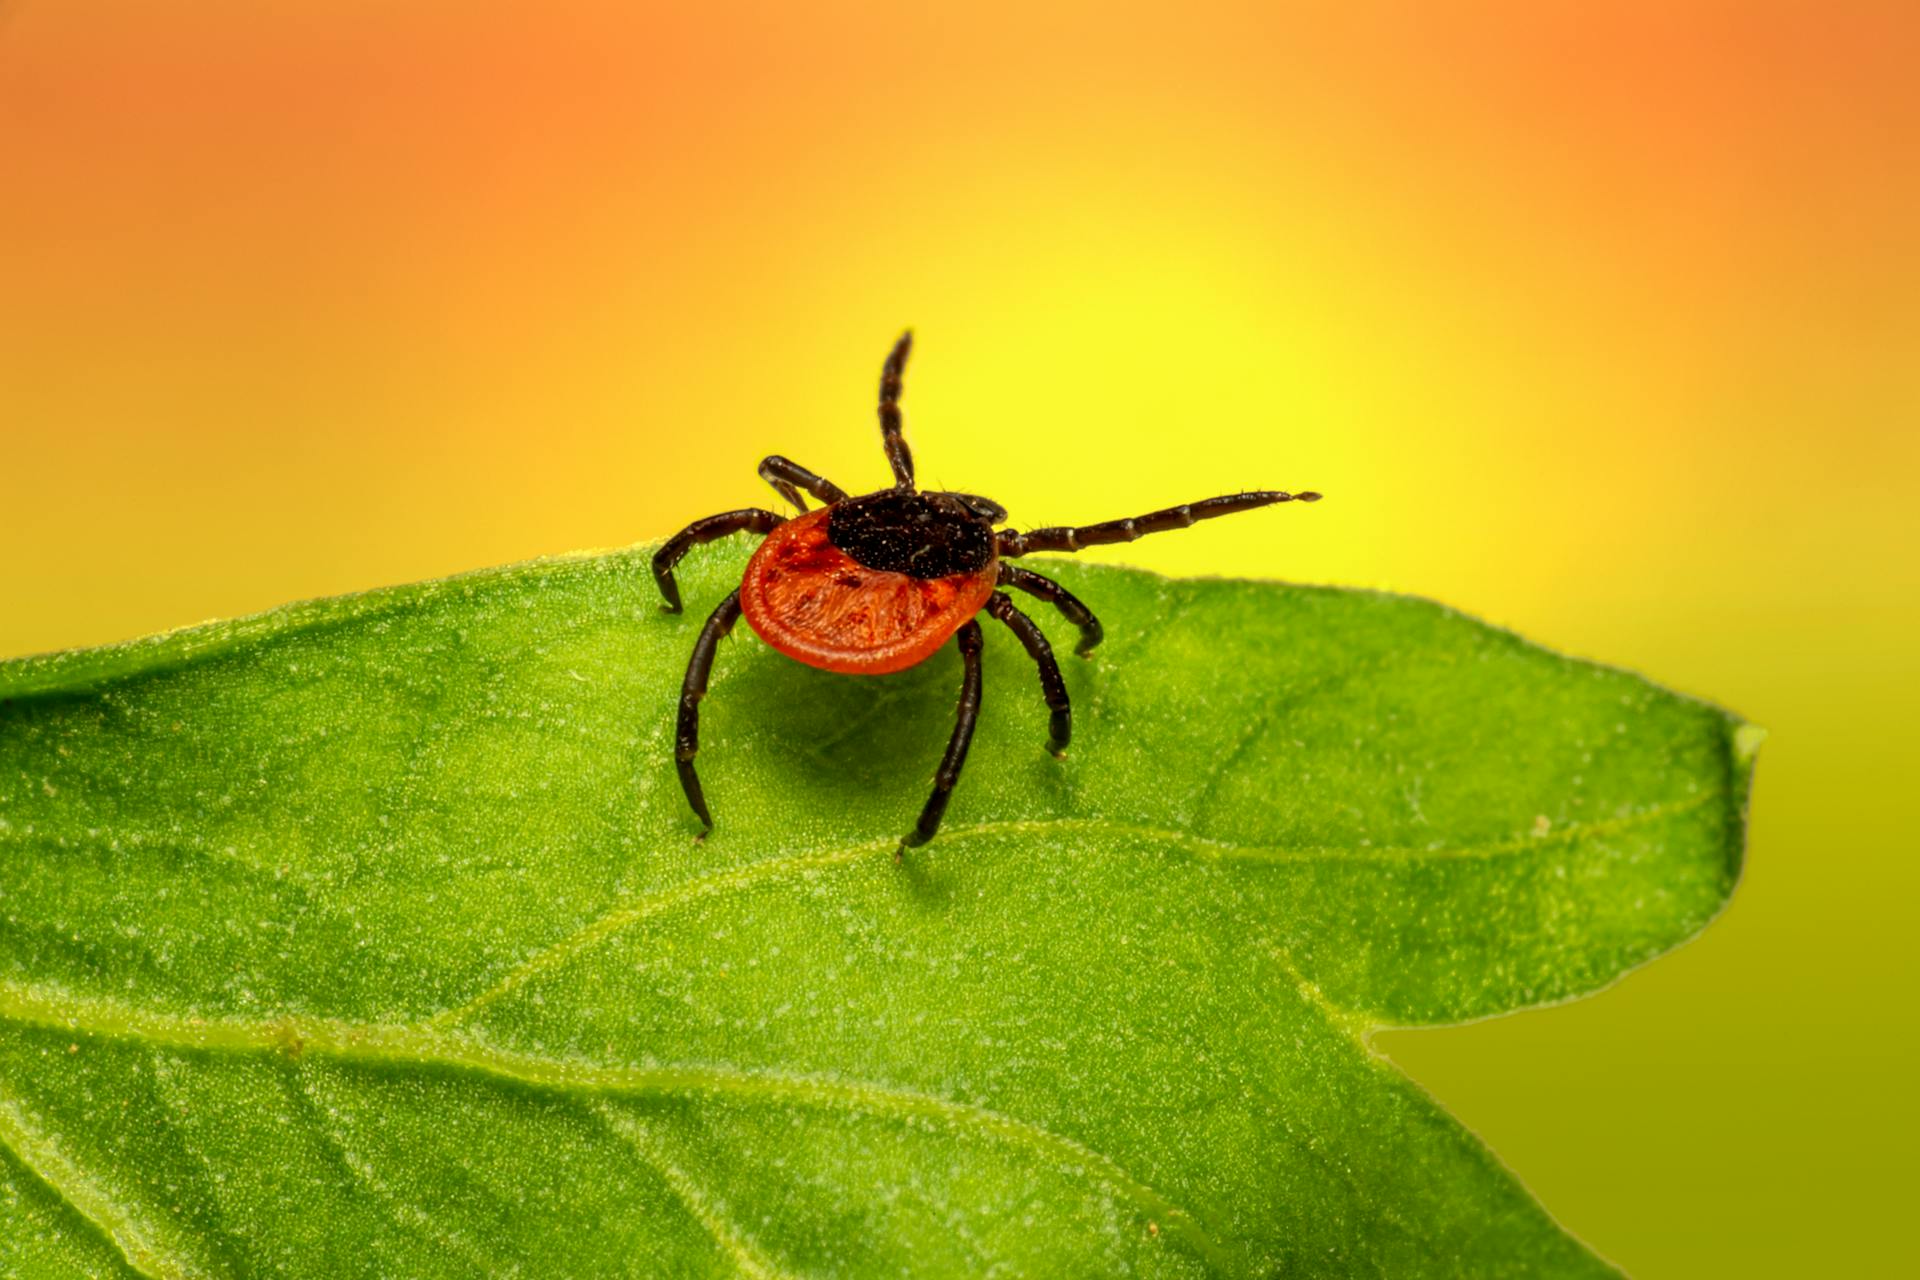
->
0;541;1753;1278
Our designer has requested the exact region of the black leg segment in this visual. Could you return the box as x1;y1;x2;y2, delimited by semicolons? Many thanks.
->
995;563;1104;657
652;508;784;612
878;330;915;490
986;592;1071;756
900;620;984;853
675;589;743;832
997;489;1320;557
758;455;848;513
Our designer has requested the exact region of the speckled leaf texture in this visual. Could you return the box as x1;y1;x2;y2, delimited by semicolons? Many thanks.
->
0;541;1755;1279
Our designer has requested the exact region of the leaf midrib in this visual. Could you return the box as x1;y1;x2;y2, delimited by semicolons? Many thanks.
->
0;975;1221;1269
0;792;1721;1278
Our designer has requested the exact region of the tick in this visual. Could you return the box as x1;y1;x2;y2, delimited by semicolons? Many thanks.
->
653;332;1320;853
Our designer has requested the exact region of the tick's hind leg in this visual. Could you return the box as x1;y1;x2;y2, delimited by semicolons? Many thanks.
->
758;456;848;513
996;563;1104;658
900;620;984;855
986;592;1070;756
652;509;783;612
675;589;743;833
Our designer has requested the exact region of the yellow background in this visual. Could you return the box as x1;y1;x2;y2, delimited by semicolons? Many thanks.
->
3;3;1914;1273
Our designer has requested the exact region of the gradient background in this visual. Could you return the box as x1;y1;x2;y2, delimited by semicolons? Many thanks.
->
3;2;1915;1274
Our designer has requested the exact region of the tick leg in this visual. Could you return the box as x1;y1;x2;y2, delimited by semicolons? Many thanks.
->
758;455;848;513
878;330;916;490
652;509;783;613
900;620;984;854
996;563;1104;657
986;592;1070;756
996;489;1320;557
675;589;743;833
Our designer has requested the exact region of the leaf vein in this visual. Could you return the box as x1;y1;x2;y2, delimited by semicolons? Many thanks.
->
430;791;1721;1033
0;1078;199;1280
284;1066;510;1276
0;980;1223;1269
427;836;899;1030
1273;950;1366;1043
596;1104;794;1280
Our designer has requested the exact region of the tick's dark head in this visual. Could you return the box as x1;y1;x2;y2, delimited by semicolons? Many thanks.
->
941;492;1009;525
826;489;999;579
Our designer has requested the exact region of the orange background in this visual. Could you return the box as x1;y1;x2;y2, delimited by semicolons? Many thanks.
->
3;3;1915;1273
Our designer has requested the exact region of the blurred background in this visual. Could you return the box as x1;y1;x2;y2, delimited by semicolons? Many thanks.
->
3;2;1914;1273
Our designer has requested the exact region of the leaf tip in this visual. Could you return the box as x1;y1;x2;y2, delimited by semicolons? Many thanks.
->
1731;722;1767;769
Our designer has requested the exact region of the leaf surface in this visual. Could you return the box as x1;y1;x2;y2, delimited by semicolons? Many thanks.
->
0;542;1754;1278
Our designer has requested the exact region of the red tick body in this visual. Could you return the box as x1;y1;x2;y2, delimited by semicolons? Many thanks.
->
742;506;998;676
652;330;1320;853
